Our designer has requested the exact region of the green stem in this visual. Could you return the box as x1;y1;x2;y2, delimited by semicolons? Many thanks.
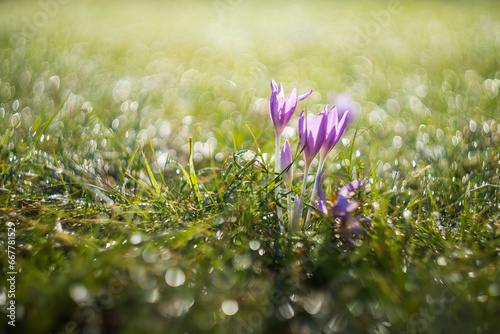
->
299;163;310;230
286;186;292;229
304;156;325;229
274;133;282;221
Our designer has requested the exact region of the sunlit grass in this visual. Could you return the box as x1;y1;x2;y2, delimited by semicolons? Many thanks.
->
0;0;499;333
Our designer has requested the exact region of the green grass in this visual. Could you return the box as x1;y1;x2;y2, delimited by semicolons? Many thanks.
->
1;0;500;333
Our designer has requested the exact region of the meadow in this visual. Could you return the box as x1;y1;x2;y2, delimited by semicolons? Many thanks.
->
0;0;499;333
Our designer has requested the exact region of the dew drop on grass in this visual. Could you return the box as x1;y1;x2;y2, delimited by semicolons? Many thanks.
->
347;301;363;317
483;122;490;133
130;233;142;245
437;256;447;266
278;303;294;320
392;136;403;149
232;254;251;270
69;284;88;303
249;240;260;250
476;295;488;303
221;299;239;315
165;268;186;287
469;120;477;132
146;288;160;303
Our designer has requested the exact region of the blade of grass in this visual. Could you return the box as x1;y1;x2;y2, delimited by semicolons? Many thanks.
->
2;93;70;205
229;108;237;153
18;92;70;173
148;133;168;192
52;149;72;203
188;137;202;207
142;151;162;196
209;148;225;208
121;145;141;183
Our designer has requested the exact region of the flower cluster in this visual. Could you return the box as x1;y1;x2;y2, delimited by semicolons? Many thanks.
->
269;80;367;233
315;173;371;240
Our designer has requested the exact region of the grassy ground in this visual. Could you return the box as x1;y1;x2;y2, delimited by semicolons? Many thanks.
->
1;0;499;333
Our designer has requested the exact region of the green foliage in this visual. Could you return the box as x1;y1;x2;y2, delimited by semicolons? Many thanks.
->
1;1;500;333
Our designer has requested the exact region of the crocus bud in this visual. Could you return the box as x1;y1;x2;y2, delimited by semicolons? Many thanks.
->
291;195;302;232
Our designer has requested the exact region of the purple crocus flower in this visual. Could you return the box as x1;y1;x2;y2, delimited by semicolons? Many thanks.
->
302;106;349;229
297;110;327;166
315;173;370;239
319;105;349;160
280;140;293;185
270;80;312;136
270;80;311;223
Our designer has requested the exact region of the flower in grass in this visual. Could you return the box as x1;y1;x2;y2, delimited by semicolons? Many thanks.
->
315;173;370;239
302;106;349;230
297;110;327;166
270;80;312;136
280;140;293;185
319;105;349;160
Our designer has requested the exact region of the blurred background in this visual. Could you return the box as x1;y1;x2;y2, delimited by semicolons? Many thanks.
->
1;0;498;177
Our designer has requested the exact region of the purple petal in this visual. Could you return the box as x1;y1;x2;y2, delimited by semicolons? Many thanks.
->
298;110;306;147
280;87;298;130
320;107;338;157
301;112;327;165
338;180;367;198
332;196;359;216
311;113;327;154
297;89;313;101
348;217;363;234
316;199;328;215
269;91;280;132
334;110;349;143
270;79;278;92
281;140;293;184
315;170;325;202
277;82;284;98
280;140;292;169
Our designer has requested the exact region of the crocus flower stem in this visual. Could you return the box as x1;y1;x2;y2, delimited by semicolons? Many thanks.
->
280;139;293;228
287;191;292;228
299;163;310;230
274;133;282;221
304;156;325;229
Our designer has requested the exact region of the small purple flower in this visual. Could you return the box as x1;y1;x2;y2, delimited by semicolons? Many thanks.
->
319;105;349;159
298;110;327;166
280;140;293;185
270;80;312;136
315;173;369;238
